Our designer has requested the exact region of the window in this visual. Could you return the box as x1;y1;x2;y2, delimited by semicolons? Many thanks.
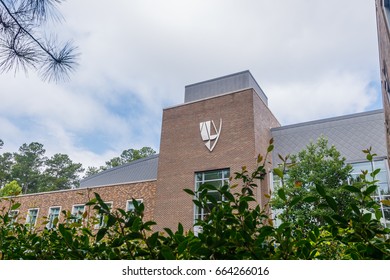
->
47;207;61;229
8;210;19;223
26;208;39;227
350;160;390;195
71;204;85;222
350;159;390;228
126;199;143;212
95;202;113;229
194;169;230;222
384;0;390;30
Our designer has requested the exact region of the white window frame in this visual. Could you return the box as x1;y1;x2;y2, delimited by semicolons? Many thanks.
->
126;199;143;212
71;204;85;222
95;201;113;229
194;169;230;223
8;210;19;223
26;208;39;227
47;206;61;229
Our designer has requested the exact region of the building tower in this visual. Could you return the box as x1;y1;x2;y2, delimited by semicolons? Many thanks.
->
376;0;390;162
154;71;280;230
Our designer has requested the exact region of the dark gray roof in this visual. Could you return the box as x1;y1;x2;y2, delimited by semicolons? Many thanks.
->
271;109;386;165
184;70;268;105
79;154;159;188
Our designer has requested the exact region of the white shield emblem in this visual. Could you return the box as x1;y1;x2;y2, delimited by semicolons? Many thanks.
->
199;119;222;152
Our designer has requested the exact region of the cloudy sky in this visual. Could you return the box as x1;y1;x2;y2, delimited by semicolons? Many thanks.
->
0;0;382;169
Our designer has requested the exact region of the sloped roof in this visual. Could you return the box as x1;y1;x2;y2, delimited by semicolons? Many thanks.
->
271;109;386;165
79;154;159;188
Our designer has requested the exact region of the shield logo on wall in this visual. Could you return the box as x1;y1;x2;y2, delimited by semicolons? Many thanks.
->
199;119;222;152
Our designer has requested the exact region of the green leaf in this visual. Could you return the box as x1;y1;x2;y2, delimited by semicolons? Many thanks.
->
350;203;361;215
183;188;195;196
147;232;159;248
331;214;348;225
58;224;72;246
161;246;175;260
363;212;372;223
289;196;302;208
324;215;335;225
178;223;184;235
267;144;274;153
303;196;318;203
205;194;218;205
10;202;21;210
277;188;287;201
224;192;235;202
239;201;248;213
343;185;360;193
363;185;377;196
273;168;284;178
96;228;107;243
315;185;327;197
308;231;316;242
164;228;174;237
371;168;381;177
325;195;337;212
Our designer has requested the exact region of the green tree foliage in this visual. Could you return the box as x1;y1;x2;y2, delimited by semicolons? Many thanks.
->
0;151;12;188
0;180;21;197
105;147;156;169
12;142;46;194
0;140;389;259
0;141;83;193
84;166;102;178
0;0;78;82
42;153;84;191
85;147;157;177
272;138;353;228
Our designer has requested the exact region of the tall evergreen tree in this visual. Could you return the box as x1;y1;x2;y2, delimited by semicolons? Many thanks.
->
12;142;46;194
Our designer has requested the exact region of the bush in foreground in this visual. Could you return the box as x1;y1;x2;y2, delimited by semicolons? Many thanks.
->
0;140;389;259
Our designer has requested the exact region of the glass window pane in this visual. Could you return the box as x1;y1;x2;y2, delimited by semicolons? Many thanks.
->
351;162;372;173
194;168;230;222
204;170;223;181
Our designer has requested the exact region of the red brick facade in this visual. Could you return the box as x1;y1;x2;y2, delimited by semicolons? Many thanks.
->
376;0;390;163
0;181;156;230
154;89;280;230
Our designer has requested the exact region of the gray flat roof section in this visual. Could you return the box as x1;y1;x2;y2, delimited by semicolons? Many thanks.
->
184;70;268;105
271;110;386;165
79;154;159;188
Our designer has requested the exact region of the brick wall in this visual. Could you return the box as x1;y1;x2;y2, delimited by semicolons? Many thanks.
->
155;89;280;230
0;181;157;230
376;0;390;163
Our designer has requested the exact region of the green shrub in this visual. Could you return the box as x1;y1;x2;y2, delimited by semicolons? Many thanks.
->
0;140;389;259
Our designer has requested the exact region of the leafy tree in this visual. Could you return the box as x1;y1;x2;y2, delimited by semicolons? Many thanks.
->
0;140;389;259
85;147;157;177
0;151;12;188
105;147;156;169
0;139;3;149
11;142;46;194
42;153;84;191
0;0;78;81
272;137;353;227
0;180;21;196
84;166;101;178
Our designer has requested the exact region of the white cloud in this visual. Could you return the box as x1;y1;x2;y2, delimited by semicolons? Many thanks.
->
0;0;382;168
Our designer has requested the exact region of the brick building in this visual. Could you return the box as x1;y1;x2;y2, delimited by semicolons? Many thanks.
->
2;69;390;230
2;1;390;230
